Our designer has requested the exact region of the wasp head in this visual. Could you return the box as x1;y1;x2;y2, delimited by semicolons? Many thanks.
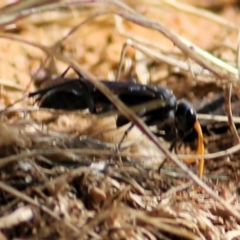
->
175;100;197;135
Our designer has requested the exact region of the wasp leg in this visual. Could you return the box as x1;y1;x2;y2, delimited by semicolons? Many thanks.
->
157;136;181;172
69;66;86;82
60;66;71;77
117;108;147;150
118;122;135;150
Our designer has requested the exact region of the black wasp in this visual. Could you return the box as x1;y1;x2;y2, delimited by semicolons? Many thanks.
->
29;72;204;178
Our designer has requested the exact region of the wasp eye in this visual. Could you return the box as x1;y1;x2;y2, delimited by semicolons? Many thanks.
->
175;100;196;133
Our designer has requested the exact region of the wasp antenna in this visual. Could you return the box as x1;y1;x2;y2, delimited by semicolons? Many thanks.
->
194;121;204;178
60;66;71;77
181;120;204;178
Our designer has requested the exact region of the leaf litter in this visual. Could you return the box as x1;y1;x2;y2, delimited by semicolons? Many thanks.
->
0;0;239;239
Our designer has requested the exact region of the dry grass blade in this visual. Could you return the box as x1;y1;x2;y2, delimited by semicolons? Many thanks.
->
0;0;63;27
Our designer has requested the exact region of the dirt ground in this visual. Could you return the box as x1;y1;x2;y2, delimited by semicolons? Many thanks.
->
0;0;240;239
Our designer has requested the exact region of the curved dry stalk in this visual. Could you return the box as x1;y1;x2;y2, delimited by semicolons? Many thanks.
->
237;30;240;80
0;0;63;27
224;84;240;143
